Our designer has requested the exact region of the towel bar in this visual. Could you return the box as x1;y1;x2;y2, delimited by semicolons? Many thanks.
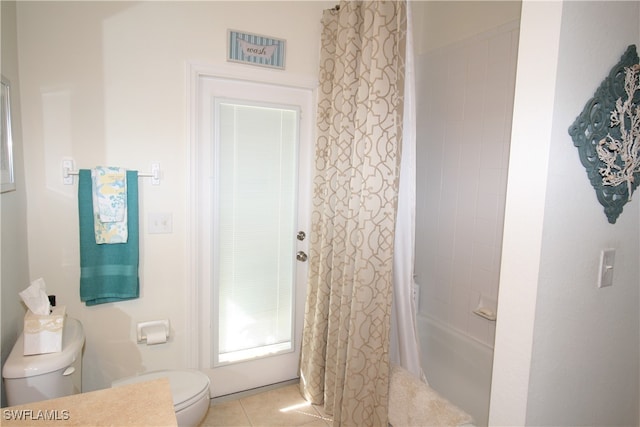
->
62;160;160;185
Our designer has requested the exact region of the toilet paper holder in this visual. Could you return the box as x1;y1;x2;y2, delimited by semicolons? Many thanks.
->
136;319;170;344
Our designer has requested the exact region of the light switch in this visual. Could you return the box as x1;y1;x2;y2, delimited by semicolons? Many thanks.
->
148;213;173;234
598;248;615;288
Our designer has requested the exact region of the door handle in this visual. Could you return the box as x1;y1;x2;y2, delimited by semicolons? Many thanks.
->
296;251;308;262
297;231;306;241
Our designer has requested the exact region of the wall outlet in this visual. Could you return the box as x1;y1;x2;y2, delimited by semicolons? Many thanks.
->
148;212;172;234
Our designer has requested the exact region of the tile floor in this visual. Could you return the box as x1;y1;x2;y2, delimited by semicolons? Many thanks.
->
200;382;332;427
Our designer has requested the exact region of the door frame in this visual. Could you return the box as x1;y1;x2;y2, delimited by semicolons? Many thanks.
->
186;63;317;396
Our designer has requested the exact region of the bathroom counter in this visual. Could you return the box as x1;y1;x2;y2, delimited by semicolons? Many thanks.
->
1;378;177;426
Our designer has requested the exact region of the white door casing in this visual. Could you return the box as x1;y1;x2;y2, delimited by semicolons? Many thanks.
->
188;64;315;397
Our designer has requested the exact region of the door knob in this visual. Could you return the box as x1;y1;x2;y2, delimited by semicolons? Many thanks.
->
296;251;308;262
297;231;306;241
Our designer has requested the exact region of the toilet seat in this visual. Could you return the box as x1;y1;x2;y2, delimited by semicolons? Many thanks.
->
112;369;210;412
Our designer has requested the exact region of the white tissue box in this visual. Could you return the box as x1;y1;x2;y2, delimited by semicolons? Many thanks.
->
23;306;66;355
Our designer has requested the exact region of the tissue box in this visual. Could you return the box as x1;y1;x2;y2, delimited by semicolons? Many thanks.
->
23;306;66;355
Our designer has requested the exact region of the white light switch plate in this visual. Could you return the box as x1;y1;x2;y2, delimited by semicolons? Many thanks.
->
598;248;615;288
148;213;173;234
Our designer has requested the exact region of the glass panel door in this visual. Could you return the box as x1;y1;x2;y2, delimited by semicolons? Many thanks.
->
214;100;299;366
195;74;313;397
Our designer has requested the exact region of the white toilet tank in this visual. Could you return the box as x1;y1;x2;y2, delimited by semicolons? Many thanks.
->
2;317;84;406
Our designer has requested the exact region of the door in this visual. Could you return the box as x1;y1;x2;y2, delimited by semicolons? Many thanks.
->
195;74;313;397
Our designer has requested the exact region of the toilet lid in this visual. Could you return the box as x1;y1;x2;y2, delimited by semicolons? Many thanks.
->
113;370;210;411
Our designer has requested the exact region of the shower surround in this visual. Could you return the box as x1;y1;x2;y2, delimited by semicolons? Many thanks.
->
414;20;519;426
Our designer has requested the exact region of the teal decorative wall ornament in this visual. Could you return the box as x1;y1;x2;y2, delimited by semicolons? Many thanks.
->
569;45;640;224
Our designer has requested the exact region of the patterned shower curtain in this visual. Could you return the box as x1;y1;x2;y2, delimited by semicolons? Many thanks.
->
299;1;407;426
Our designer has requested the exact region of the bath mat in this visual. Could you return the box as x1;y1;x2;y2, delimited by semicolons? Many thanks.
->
389;364;474;427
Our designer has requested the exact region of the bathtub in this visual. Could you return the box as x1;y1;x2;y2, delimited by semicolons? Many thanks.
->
416;314;494;427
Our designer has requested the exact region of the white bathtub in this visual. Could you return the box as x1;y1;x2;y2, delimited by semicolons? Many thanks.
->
416;314;494;427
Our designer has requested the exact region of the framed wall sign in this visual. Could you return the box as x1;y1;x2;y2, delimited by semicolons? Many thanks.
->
228;30;286;70
1;75;15;193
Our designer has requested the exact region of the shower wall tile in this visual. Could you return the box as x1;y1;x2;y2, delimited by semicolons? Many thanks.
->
480;143;505;169
415;22;519;348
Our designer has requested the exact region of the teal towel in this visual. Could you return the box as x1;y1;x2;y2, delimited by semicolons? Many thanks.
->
78;169;139;306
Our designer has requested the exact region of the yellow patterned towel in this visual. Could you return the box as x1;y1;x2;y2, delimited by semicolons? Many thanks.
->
92;166;128;244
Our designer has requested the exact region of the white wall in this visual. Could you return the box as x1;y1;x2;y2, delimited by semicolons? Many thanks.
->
14;1;330;393
528;1;640;424
491;1;640;425
1;0;31;407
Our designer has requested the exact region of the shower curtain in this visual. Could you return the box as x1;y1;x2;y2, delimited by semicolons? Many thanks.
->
389;0;423;380
299;1;407;426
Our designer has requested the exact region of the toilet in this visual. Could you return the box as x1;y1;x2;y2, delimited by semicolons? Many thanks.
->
3;317;210;427
112;369;210;427
2;317;85;406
